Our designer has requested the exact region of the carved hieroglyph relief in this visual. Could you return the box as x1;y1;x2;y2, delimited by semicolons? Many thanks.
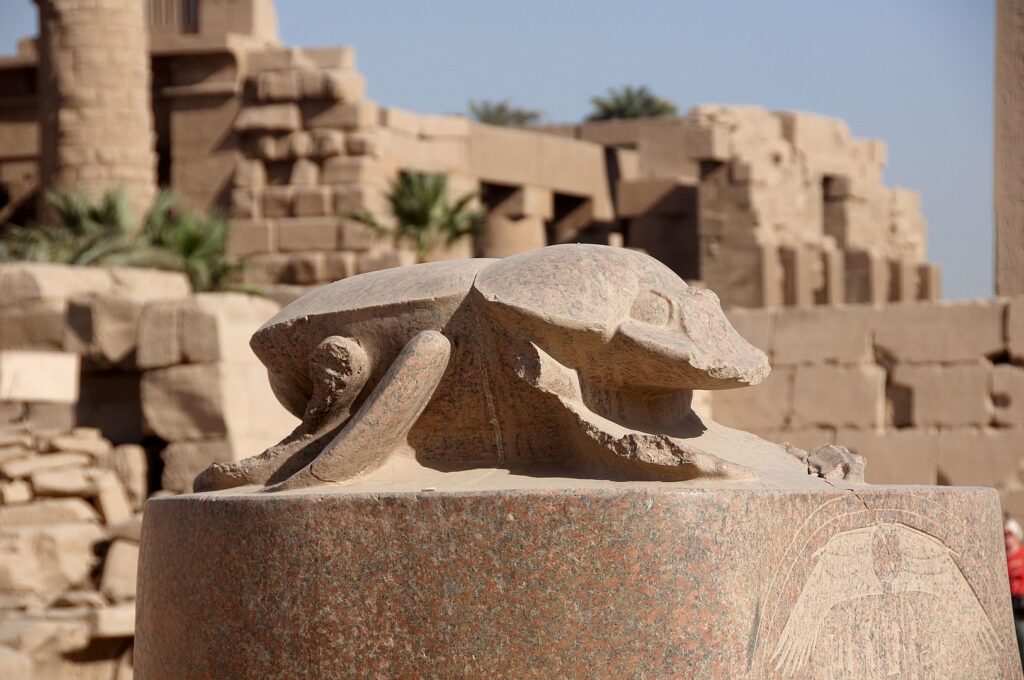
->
750;495;1004;679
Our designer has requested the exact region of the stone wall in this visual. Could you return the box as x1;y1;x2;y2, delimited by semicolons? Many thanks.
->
712;297;1024;513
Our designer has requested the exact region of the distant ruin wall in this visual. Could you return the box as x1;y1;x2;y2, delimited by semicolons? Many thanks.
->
713;297;1024;515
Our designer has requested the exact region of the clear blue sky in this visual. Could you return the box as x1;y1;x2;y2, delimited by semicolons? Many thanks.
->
1;1;995;298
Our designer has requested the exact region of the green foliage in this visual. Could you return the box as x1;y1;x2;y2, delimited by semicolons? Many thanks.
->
586;85;678;121
468;99;543;126
0;189;241;292
349;172;484;260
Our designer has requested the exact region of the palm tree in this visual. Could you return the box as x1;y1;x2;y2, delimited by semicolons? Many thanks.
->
0;189;241;292
349;172;484;260
586;85;678;121
468;99;543;127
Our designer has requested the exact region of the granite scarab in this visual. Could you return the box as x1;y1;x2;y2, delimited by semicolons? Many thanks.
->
196;244;785;492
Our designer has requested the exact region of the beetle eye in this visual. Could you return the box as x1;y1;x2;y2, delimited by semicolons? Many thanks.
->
629;291;672;326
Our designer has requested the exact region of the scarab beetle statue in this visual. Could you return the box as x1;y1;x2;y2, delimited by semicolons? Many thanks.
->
196;244;827;492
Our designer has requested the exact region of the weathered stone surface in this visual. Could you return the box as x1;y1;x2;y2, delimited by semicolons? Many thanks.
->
0;522;107;601
0;480;32;505
711;366;792;430
108;444;147;510
873;300;1006;363
1010;297;1024;361
100;539;139;603
993;364;1024;426
0;646;30;677
95;474;133;525
0;453;92;480
791;364;884;429
890;362;992;427
771;305;873;365
0;498;99;525
65;293;146;367
198;245;778;491
234;104;302;132
137;485;1019;678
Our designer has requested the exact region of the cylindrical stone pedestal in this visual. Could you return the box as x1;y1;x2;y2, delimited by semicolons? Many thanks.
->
136;485;1020;678
35;0;157;218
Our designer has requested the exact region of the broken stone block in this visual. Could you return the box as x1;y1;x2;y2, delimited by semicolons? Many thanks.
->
95;475;132;525
293;187;333;217
303;99;378;130
25;403;76;432
0;480;32;504
345;131;379;156
805;443;865;482
0;453;92;480
30;467;95;497
100;539;139;603
322;70;366;101
0;263;113;309
65;293;145;367
179;293;281;365
0;350;79;404
0;498;100;525
90;604;136;639
0;615;91;657
256;71;301;101
50;432;112;459
233;159;267;189
0;522;107;601
284;131;313;159
234;103;302;132
0;646;30;677
0;302;66;350
322;156;385;185
136;299;189;369
109;513;143;543
290;159;320;186
108;444;147;510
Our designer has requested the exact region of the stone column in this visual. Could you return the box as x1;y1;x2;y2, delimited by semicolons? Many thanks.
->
996;0;1024;296
35;0;157;220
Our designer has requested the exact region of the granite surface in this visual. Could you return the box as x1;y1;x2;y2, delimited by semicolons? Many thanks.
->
135;484;1021;679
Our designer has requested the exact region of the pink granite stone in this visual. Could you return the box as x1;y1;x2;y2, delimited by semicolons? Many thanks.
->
135;483;1020;678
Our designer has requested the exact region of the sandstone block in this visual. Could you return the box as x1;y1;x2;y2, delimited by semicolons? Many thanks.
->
100;539;140;603
141;364;227;440
278;217;339;251
993;364;1024;426
293;187;333;216
337;219;378;251
24;403;76;432
378;106;420;135
262;186;294;218
230;188;259;219
710;367;792;431
247;48;316;74
833;429;939;485
419;115;471;138
0;454;92;480
617;178;692;218
0;480;31;504
792;364;884;429
226;219;276;258
0;303;66;350
322;156;384;185
1010;297;1024;361
302;47;356;70
311;128;346;157
179;293;281;365
283;131;313;159
0;615;91;657
107;268;191;300
290;158;320;186
333;184;389;216
256;134;286;161
109;444;148;509
256;71;301;101
65;293;145;367
110;513;143;543
723;308;774;358
0;351;79;403
50;431;113;459
234;104;302;133
0;263;113;309
30;467;95;496
95;474;133;525
0;522;106;602
918;263;942;300
284;253;329;284
161;438;273;494
321;70;365;101
936;429;1021;487
890;362;992;427
0;647;30;677
90;604;135;639
233;159;266;189
873;300;1006;363
304;99;378;131
325;252;357;281
345;131;380;156
771;305;873;365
